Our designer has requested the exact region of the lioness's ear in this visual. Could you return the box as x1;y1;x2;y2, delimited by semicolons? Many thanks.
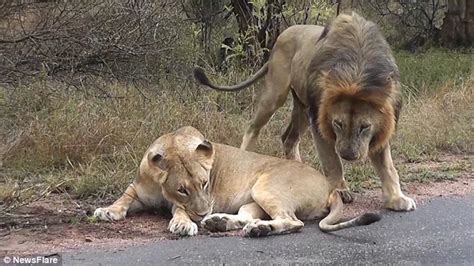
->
196;140;214;169
148;152;167;171
196;140;213;156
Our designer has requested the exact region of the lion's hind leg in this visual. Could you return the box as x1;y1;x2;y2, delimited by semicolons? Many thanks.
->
202;202;267;232
240;52;291;151
281;90;308;162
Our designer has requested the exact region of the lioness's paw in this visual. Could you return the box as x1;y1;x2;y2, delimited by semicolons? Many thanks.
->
168;218;198;236
385;194;416;211
202;215;230;232
93;207;126;221
243;222;272;237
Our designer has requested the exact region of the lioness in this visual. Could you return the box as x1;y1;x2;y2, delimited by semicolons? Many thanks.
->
194;13;416;211
94;127;380;237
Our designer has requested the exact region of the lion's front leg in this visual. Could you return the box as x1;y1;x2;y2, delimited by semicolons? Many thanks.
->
94;183;144;221
168;206;198;236
310;127;353;203
370;144;416;211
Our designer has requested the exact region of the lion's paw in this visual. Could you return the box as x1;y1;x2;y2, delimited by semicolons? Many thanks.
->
243;222;272;237
385;194;416;211
94;207;126;222
202;215;229;232
168;218;198;236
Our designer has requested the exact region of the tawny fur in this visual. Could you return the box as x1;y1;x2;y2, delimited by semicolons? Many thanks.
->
94;127;380;237
193;12;416;211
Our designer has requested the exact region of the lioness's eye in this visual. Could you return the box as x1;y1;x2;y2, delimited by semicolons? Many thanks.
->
177;187;188;196
202;181;208;189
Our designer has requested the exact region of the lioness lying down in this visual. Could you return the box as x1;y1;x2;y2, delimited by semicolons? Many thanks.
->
94;127;380;237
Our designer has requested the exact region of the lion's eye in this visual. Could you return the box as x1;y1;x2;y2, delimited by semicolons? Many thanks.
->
333;120;343;130
177;187;188;196
202;181;208;189
359;124;371;133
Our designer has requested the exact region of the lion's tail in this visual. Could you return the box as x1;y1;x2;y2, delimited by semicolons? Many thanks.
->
318;191;381;232
193;63;268;92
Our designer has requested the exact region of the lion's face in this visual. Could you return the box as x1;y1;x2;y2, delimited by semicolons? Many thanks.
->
146;127;215;222
326;98;386;161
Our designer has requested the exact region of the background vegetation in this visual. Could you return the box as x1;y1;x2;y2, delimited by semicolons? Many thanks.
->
0;0;472;213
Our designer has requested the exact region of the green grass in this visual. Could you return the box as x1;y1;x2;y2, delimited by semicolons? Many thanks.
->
394;49;473;96
344;163;379;192
0;49;472;210
399;160;470;183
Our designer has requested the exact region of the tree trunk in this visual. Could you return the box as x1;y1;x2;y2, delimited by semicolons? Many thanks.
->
230;0;254;35
230;0;283;63
440;0;473;47
465;0;474;45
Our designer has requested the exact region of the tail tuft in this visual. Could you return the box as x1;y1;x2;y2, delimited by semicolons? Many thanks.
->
355;213;381;226
193;67;211;87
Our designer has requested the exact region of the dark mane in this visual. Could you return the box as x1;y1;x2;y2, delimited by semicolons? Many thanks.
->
309;13;400;94
307;13;402;152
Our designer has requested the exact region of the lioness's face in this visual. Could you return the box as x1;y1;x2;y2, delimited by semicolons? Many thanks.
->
327;98;385;161
147;128;215;222
162;159;212;222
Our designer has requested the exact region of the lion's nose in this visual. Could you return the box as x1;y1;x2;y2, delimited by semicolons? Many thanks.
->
340;149;358;161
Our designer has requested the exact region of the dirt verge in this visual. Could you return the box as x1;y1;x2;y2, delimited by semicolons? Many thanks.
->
1;166;472;256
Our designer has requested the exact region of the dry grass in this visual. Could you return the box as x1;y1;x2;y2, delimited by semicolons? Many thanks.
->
0;50;473;210
394;74;473;161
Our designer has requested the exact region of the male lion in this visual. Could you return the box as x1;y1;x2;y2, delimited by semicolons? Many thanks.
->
194;13;416;211
94;126;380;237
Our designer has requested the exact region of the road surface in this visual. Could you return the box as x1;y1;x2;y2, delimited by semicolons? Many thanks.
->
64;196;473;265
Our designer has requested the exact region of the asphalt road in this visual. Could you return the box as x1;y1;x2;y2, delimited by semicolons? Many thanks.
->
64;196;474;265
